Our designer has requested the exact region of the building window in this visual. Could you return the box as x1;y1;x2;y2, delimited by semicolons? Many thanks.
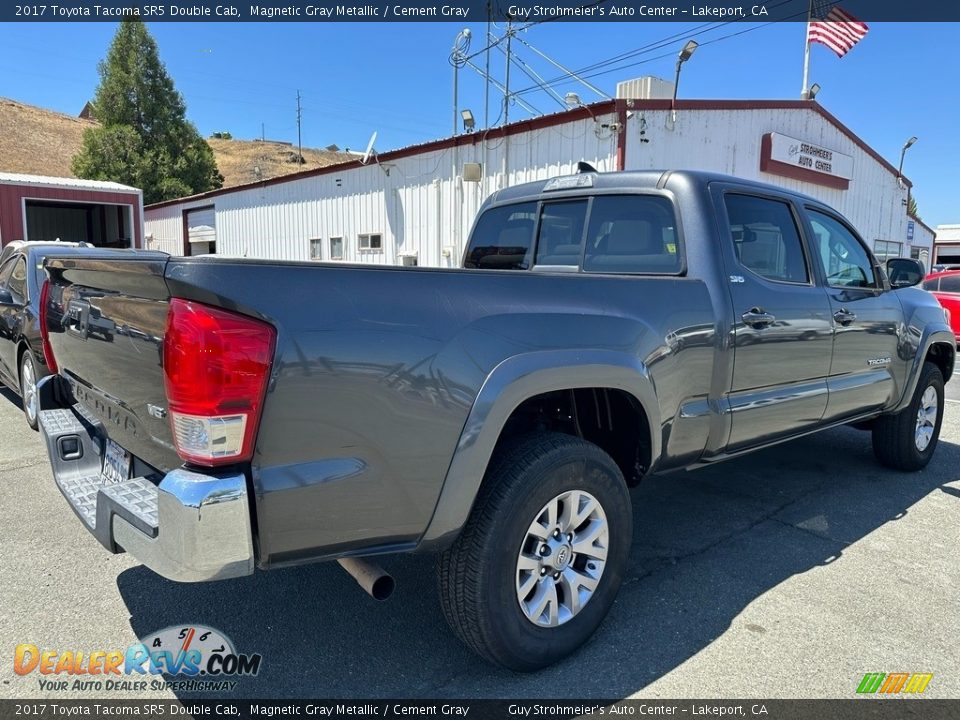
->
330;237;344;260
310;238;323;260
359;233;382;252
873;240;903;263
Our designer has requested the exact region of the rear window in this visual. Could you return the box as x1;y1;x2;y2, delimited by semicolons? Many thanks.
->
464;202;537;270
535;201;588;266
466;195;682;275
583;195;681;274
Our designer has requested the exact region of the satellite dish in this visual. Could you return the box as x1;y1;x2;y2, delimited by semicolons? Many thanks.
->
361;131;377;165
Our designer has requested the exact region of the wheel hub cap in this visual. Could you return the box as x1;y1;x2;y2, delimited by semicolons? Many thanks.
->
22;360;37;423
914;386;938;452
515;489;609;627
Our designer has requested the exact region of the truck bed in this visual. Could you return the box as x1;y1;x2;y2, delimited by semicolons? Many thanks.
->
41;253;717;566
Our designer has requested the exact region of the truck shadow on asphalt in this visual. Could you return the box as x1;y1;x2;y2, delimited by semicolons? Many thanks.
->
118;425;959;699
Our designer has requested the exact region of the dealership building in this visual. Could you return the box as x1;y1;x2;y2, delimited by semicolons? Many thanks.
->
144;93;932;268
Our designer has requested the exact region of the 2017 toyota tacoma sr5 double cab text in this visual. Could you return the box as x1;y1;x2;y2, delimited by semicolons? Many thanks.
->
35;170;955;670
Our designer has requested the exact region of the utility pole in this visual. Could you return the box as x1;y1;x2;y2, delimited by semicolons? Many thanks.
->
503;18;513;126
484;1;491;128
296;90;303;165
261;122;265;142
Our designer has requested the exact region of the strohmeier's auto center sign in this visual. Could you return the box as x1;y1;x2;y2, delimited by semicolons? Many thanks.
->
760;132;854;190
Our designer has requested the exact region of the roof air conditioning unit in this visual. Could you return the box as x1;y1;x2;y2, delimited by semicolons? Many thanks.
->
616;76;675;100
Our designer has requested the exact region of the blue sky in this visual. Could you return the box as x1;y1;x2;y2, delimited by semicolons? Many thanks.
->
0;21;957;226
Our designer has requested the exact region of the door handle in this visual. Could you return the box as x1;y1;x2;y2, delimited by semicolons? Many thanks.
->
741;308;776;329
833;309;857;326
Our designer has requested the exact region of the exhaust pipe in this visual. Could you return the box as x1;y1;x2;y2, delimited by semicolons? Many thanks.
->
337;557;395;601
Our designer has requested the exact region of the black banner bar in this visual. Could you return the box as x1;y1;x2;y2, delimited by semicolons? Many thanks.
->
2;700;959;720
1;0;958;23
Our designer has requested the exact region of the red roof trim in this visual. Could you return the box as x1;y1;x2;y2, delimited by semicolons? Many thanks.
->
146;98;910;211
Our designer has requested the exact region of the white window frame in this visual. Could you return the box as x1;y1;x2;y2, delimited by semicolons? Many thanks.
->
358;233;383;252
329;236;344;260
873;239;903;262
309;238;324;261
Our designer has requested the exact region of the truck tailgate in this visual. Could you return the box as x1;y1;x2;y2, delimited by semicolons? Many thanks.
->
44;253;181;472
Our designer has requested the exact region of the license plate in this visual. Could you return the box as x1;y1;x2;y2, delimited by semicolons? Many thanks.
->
101;438;131;486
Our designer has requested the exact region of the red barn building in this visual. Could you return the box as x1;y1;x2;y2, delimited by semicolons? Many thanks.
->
0;172;143;249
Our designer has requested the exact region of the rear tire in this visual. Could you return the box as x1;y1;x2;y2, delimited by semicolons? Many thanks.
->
437;432;632;671
19;351;39;431
872;361;944;471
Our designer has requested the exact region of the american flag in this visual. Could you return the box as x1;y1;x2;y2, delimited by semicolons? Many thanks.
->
807;1;869;58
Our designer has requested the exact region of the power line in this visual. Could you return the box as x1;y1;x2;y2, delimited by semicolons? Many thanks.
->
510;0;799;99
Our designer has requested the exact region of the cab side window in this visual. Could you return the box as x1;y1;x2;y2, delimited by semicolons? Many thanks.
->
724;194;809;283
808;210;878;289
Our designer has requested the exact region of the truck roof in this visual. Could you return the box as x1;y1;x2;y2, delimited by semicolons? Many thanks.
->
487;169;824;207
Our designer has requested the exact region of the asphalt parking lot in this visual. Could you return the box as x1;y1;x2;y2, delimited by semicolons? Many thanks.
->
2;381;959;700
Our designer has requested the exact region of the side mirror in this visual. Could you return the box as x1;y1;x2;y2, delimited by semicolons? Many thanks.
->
886;257;924;288
0;288;13;305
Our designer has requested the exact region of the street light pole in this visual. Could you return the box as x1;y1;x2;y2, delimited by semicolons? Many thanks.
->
450;29;472;136
898;136;918;188
672;40;698;122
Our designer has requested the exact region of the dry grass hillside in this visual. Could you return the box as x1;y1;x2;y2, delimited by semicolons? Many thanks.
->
0;97;96;178
0;97;350;191
206;137;350;187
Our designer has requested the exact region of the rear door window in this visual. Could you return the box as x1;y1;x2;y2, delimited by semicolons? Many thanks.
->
922;278;940;291
464;202;537;270
583;195;681;274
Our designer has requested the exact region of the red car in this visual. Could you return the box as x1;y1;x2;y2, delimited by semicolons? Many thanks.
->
923;270;960;340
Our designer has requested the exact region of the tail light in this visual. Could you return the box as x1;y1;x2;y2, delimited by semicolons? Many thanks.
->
163;298;276;466
39;280;59;373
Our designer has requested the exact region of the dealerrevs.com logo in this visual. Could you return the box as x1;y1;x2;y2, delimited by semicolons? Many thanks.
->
14;625;262;693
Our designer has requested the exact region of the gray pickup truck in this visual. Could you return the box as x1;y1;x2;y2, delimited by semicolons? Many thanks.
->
35;170;955;671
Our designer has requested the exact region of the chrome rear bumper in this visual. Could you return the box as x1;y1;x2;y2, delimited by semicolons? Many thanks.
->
37;378;254;583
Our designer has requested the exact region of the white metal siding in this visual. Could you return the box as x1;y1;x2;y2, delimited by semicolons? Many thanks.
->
146;106;912;267
623;107;908;247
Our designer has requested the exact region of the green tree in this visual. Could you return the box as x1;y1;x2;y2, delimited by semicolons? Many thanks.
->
72;18;222;203
907;195;920;220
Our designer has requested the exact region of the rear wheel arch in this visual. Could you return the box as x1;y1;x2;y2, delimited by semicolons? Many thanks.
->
419;350;659;550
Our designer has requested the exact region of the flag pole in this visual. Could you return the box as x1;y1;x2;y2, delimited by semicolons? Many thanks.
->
801;0;813;98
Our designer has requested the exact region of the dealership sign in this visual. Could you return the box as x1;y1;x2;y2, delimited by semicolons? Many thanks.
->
760;133;853;190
